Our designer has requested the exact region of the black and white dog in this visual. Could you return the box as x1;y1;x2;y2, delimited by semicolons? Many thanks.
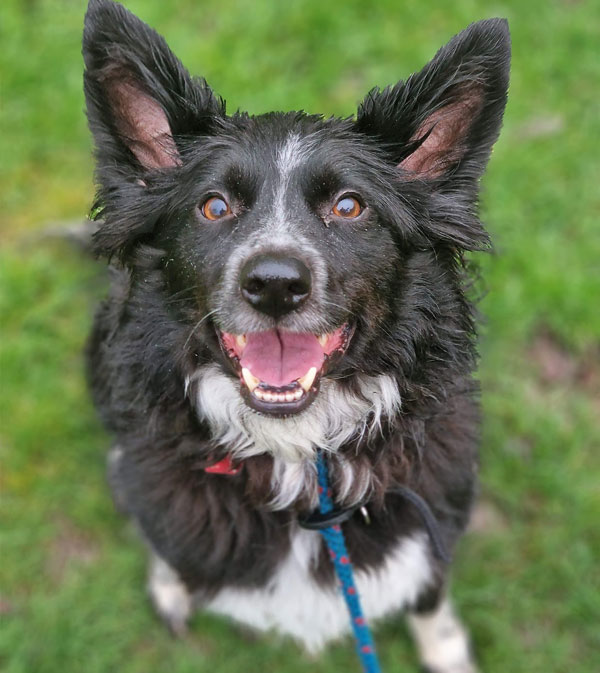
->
83;1;510;670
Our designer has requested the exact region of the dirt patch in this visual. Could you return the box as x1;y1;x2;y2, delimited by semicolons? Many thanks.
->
0;597;15;616
528;329;600;396
467;499;508;535
46;517;100;583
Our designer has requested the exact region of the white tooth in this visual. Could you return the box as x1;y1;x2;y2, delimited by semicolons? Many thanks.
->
264;392;274;402
298;366;317;392
285;392;295;402
242;368;259;391
236;334;247;348
294;389;303;400
318;334;329;347
254;389;264;400
277;393;286;402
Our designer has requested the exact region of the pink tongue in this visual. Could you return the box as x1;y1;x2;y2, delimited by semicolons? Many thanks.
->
240;330;325;387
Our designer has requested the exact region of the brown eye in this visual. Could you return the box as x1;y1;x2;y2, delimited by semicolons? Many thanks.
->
332;195;363;219
201;196;231;221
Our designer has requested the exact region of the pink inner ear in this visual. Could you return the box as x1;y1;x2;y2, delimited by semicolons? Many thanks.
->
110;80;181;169
400;88;482;178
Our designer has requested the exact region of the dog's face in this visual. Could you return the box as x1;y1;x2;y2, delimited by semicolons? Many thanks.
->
157;120;403;417
84;1;510;423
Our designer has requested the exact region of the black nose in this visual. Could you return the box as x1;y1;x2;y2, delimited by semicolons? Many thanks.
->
240;254;312;318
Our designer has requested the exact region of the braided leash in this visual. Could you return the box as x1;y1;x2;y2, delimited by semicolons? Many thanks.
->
307;450;451;673
314;450;382;673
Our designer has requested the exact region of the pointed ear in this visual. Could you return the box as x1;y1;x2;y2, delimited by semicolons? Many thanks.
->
356;19;510;182
83;0;223;173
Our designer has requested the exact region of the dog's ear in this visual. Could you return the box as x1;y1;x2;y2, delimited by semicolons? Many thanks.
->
356;19;510;184
83;0;223;173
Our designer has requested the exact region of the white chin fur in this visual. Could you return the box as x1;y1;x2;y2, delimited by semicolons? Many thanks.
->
186;364;401;509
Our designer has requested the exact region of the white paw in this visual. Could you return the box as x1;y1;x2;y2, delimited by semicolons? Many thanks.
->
147;554;193;636
409;599;478;673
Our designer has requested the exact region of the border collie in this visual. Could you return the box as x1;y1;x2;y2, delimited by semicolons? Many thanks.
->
83;1;510;670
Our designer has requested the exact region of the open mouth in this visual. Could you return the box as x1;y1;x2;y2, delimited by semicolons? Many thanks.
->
219;324;354;416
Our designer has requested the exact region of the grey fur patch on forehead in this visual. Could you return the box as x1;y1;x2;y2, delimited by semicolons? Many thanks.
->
276;132;314;176
271;132;316;232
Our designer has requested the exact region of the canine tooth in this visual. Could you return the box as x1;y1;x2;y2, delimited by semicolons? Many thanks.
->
236;334;247;348
242;368;259;391
318;334;329;347
298;367;317;392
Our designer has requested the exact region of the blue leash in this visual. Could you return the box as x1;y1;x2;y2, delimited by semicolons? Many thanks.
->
306;450;451;673
315;450;382;673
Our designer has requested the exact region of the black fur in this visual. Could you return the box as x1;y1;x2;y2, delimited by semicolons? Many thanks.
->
83;0;510;651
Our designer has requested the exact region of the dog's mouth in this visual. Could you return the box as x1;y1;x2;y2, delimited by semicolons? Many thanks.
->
218;324;354;416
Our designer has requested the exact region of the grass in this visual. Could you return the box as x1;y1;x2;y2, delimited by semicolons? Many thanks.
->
1;0;599;671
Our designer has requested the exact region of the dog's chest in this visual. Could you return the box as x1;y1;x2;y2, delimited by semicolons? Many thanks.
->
204;528;433;652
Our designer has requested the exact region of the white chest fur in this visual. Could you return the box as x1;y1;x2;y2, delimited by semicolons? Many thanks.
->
205;528;433;653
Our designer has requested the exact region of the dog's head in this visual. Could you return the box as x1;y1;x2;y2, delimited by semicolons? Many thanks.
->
83;1;510;430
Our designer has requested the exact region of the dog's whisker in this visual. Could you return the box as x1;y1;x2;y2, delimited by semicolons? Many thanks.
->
320;299;354;315
165;288;197;305
183;309;219;350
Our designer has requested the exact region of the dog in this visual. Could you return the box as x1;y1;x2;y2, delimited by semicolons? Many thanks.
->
82;1;510;670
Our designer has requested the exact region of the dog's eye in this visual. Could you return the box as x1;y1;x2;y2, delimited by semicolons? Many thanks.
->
332;195;363;219
201;196;232;221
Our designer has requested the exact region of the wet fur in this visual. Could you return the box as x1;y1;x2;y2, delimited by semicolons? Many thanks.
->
83;0;510;667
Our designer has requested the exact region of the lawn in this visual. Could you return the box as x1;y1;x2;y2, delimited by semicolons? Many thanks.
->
1;1;599;672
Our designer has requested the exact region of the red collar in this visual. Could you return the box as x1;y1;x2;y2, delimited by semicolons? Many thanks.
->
204;455;241;475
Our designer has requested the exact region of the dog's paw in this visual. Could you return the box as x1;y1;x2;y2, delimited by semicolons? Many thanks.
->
409;599;479;673
148;554;193;637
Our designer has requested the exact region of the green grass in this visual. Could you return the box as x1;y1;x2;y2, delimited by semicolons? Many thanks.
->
1;1;599;671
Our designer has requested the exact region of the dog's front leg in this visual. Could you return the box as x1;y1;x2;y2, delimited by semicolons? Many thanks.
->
147;553;194;637
407;596;478;673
